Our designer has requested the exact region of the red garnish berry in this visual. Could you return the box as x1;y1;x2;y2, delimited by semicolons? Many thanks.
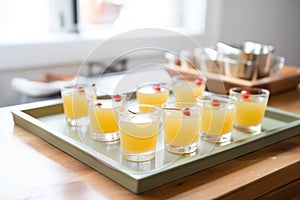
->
182;107;191;116
113;94;122;102
77;86;85;93
195;78;203;86
95;103;102;107
152;84;161;92
241;90;250;99
210;99;220;107
91;83;96;87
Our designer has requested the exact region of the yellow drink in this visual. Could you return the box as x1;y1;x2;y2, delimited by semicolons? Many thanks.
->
235;99;267;126
119;116;159;153
201;106;236;135
89;101;119;134
229;87;270;133
137;83;169;106
62;90;88;119
61;84;96;126
172;78;205;102
197;94;237;143
118;104;161;162
164;111;200;146
88;95;125;141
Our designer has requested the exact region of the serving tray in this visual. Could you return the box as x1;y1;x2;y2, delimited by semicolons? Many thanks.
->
11;99;300;194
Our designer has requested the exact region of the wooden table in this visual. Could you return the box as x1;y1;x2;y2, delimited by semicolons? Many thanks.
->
1;86;300;199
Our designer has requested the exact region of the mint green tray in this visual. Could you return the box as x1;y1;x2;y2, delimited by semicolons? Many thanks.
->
11;99;300;194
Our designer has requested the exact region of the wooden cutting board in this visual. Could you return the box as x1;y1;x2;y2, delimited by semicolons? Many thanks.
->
165;65;300;95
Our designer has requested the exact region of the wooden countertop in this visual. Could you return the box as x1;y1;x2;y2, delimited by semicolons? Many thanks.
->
0;84;300;199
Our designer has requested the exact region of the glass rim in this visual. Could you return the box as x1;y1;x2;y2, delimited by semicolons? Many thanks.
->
117;103;162;115
196;94;238;104
135;81;170;91
229;87;270;96
162;101;200;110
87;93;126;101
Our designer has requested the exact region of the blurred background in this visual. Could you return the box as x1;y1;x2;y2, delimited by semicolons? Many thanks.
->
0;0;299;107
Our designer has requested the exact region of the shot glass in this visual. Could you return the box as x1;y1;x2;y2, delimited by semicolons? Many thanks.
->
136;82;170;106
61;84;95;126
229;87;270;133
162;102;201;154
88;94;126;142
118;104;162;162
171;75;205;102
197;94;237;144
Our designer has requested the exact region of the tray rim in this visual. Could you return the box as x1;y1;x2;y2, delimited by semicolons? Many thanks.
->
10;99;300;194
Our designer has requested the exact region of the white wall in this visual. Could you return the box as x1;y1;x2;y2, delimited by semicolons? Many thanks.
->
218;0;300;66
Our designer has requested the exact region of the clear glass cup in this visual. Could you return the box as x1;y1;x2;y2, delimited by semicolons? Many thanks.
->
61;84;96;126
229;87;270;133
118;104;162;162
88;94;126;142
171;75;205;102
196;94;237;144
136;82;170;106
162;102;201;154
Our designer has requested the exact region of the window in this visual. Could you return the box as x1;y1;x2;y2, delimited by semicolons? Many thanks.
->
78;0;207;37
0;0;210;70
0;0;50;34
0;0;206;37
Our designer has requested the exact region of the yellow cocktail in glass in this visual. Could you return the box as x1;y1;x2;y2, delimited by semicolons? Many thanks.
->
136;82;169;106
88;94;125;141
229;87;270;133
235;100;267;126
61;84;95;126
62;91;88;118
118;104;161;162
172;75;205;102
162;102;201;154
197;94;237;144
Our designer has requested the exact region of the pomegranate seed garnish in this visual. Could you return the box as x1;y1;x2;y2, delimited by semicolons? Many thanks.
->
195;78;203;86
91;83;96;87
95;103;102;107
152;83;161;92
210;99;220;107
113;94;122;102
182;107;191;116
77;86;85;93
241;90;250;99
